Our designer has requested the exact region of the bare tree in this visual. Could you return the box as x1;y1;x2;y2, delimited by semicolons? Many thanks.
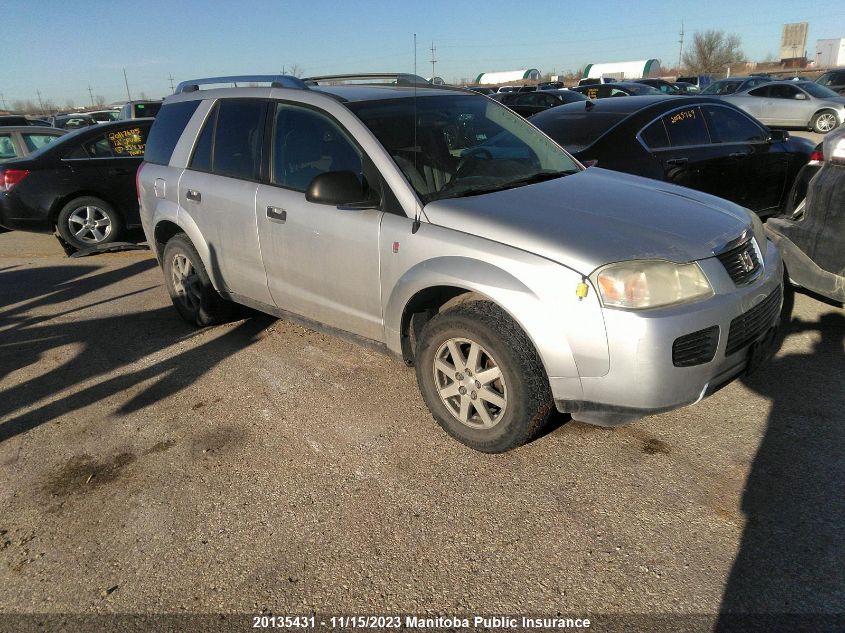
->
287;64;304;78
42;99;56;114
65;99;75;110
95;95;107;107
682;30;745;75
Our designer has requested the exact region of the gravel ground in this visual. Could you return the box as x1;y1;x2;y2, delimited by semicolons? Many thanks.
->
0;232;842;630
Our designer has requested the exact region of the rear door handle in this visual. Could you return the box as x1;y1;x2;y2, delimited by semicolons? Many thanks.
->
729;152;750;159
108;167;133;176
186;189;202;203
666;157;688;166
267;206;287;223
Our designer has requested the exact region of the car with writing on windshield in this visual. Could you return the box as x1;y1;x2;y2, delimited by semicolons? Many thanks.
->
494;89;587;117
0;119;152;250
530;96;816;217
570;82;662;99
137;73;782;453
720;81;845;134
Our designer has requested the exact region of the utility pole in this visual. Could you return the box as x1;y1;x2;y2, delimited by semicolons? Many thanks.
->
123;67;132;101
88;85;95;107
430;41;437;79
0;93;7;110
167;73;175;92
677;20;684;71
36;89;45;114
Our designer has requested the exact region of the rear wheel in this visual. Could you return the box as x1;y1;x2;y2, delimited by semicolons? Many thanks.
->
810;110;839;134
162;234;231;326
415;300;553;452
56;196;122;250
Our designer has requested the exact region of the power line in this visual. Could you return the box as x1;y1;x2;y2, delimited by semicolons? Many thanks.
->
0;93;7;110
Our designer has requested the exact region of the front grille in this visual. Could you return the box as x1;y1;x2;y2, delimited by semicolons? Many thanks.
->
726;288;781;356
717;238;761;286
673;326;720;367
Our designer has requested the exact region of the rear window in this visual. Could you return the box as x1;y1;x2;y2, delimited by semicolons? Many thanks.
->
134;102;162;118
531;111;625;153
145;100;201;165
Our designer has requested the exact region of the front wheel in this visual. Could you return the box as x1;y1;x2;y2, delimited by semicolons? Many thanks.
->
162;234;231;327
810;110;839;134
415;300;553;452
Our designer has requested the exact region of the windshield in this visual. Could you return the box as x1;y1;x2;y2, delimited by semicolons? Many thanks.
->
800;83;840;99
701;80;741;95
347;94;580;203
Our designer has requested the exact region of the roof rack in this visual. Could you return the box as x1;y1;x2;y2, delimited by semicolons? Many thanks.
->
174;75;308;94
303;73;430;86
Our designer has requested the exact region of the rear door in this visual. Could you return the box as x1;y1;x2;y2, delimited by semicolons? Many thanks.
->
178;99;272;304
762;83;808;126
255;101;384;340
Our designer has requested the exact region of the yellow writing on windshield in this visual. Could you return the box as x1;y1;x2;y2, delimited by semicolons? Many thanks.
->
108;127;145;156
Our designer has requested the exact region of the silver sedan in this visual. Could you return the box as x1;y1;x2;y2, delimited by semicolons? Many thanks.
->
721;81;845;133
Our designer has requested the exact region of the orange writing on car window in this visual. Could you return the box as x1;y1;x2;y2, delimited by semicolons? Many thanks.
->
108;127;145;156
669;109;696;125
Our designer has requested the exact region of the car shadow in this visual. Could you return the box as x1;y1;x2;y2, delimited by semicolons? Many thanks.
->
716;312;845;631
0;260;273;444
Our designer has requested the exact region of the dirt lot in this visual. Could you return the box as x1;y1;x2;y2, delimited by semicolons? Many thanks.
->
0;231;843;629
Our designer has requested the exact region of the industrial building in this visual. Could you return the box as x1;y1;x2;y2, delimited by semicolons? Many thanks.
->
581;59;661;80
817;38;845;67
474;69;541;84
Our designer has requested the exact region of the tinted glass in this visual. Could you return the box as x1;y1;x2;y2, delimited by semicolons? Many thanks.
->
801;83;840;99
145;100;201;165
640;120;670;149
768;84;800;99
0;134;18;160
133;102;162;118
271;104;362;192
22;133;61;152
532;111;626;152
702;106;766;143
663;107;710;146
190;106;216;172
83;125;148;157
701;80;742;95
212;100;266;179
748;86;770;97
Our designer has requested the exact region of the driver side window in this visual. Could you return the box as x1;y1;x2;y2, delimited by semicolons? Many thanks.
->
271;104;362;193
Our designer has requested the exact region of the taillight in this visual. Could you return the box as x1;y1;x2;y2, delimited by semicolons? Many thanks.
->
809;150;823;164
0;168;30;192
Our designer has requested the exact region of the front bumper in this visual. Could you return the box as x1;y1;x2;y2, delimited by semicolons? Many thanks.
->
554;240;783;425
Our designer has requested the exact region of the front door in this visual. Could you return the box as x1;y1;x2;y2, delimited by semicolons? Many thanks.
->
256;102;384;341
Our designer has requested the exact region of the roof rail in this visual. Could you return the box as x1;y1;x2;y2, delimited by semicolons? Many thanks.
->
174;75;308;94
303;73;430;86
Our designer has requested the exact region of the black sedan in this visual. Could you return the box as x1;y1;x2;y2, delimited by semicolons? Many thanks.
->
570;82;662;99
0;119;152;250
495;89;587;117
530;96;816;217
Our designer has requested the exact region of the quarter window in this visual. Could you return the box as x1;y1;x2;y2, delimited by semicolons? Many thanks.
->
145;100;201;165
270;104;362;192
663;107;710;146
22;133;60;152
0;134;18;160
640;120;670;149
702;106;766;143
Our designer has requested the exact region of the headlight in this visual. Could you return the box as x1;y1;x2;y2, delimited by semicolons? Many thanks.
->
592;260;713;310
748;211;768;258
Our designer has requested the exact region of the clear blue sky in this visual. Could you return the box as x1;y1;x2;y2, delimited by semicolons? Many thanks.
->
1;0;842;107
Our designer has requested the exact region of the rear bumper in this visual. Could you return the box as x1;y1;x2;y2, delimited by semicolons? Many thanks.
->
0;192;53;233
552;240;783;425
766;222;845;303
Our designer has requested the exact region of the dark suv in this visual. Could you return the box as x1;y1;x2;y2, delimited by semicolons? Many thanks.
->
815;69;845;96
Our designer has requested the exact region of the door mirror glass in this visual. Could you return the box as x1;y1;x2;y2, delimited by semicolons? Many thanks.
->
767;130;789;143
306;170;368;206
795;93;807;100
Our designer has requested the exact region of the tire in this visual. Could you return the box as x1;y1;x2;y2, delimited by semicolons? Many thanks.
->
414;300;553;453
810;110;839;134
162;233;231;327
56;196;122;250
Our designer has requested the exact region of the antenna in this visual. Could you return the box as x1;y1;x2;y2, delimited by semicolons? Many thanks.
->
123;67;132;101
677;20;685;71
412;33;421;234
430;41;437;80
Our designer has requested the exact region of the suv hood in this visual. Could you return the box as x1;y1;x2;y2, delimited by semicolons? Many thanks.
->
423;168;752;273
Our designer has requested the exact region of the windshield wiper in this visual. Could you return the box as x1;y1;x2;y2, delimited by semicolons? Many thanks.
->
443;169;578;199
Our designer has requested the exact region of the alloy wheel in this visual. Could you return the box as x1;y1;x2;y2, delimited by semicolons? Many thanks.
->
67;205;112;244
171;254;202;312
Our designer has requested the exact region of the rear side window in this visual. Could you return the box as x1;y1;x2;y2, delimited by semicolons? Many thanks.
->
145;100;201;165
22;133;61;152
0;134;18;160
640;120;670;149
748;86;769;97
663;107;710;146
189;99;267;180
82;126;149;157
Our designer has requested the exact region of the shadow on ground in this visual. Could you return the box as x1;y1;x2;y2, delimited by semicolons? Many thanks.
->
0;261;272;443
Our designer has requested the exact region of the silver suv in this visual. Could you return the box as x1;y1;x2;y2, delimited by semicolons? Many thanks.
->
138;73;783;452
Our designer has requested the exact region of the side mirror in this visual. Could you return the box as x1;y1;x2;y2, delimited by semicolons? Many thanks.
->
306;171;373;207
794;93;807;100
768;130;789;143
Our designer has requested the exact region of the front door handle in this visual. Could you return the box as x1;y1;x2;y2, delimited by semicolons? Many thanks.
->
666;157;688;166
267;206;287;223
729;151;750;159
186;189;202;203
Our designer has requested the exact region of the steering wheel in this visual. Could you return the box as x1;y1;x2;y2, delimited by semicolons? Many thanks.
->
455;147;493;176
